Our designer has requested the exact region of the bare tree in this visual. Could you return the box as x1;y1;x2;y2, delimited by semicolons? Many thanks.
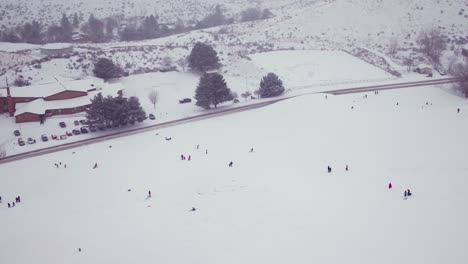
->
0;143;6;159
253;89;260;99
417;29;447;63
241;91;252;101
388;38;399;55
148;90;159;109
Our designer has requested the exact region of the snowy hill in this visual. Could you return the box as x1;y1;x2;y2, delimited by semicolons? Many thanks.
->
1;84;468;263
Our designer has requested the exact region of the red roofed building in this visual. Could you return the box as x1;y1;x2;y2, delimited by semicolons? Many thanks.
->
0;76;124;123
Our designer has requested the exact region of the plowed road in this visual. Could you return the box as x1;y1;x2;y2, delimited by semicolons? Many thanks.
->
0;77;460;164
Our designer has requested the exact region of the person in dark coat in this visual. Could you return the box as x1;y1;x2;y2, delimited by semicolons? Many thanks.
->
190;207;196;211
148;190;151;198
12;202;15;207
250;148;254;152
17;196;21;203
8;203;10;208
407;189;412;196
404;190;408;197
457;108;460;113
345;165;348;171
327;166;332;173
229;161;233;167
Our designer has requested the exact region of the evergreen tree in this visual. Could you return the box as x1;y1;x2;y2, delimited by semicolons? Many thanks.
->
46;24;62;42
105;17;118;40
119;25;140;41
261;9;274;19
59;14;73;42
194;73;233;109
259;72;285;98
83;14;105;42
196;5;228;29
140;15;159;39
93;58;123;80
86;93;106;125
87;93;146;126
240;8;262;22
127;96;147;123
188;42;220;72
3;29;21;43
72;13;80;28
20;22;42;44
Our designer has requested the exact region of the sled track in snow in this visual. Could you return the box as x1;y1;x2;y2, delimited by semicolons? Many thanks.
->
0;77;460;164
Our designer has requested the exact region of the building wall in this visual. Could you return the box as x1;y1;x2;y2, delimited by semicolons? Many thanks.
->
45;90;87;101
46;104;90;116
0;98;5;113
15;112;41;123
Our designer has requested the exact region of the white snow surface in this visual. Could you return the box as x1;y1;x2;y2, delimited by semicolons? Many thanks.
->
249;50;393;87
1;85;468;264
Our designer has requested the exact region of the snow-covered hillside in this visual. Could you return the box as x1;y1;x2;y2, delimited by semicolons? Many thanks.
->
1;85;468;264
0;0;313;28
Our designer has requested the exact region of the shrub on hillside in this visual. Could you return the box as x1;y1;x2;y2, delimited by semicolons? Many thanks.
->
93;58;123;80
188;42;220;72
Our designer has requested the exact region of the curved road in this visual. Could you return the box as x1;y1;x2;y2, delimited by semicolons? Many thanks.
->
0;77;459;165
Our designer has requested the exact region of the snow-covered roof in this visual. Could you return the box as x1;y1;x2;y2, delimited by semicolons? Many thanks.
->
9;77;105;98
14;82;124;116
61;77;104;93
9;82;64;98
40;43;72;50
0;42;40;52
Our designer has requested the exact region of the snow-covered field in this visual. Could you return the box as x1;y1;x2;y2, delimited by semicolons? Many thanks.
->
249;50;393;87
1;84;468;264
2;49;422;157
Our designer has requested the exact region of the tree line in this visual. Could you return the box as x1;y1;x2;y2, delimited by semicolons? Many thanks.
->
0;6;274;44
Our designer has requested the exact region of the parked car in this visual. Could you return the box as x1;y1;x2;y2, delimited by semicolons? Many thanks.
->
18;138;25;146
436;67;447;76
66;131;73;136
79;119;88;125
59;122;66;128
233;99;240;103
179;98;192;104
89;126;97;132
51;134;58;140
74;120;80;126
80;127;89;134
41;134;48;142
97;124;106;131
60;135;67;140
72;129;81;135
14;130;21;136
149;113;156;120
27;137;36;144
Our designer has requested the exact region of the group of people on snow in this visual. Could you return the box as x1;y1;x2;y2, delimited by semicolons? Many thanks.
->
4;195;21;208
